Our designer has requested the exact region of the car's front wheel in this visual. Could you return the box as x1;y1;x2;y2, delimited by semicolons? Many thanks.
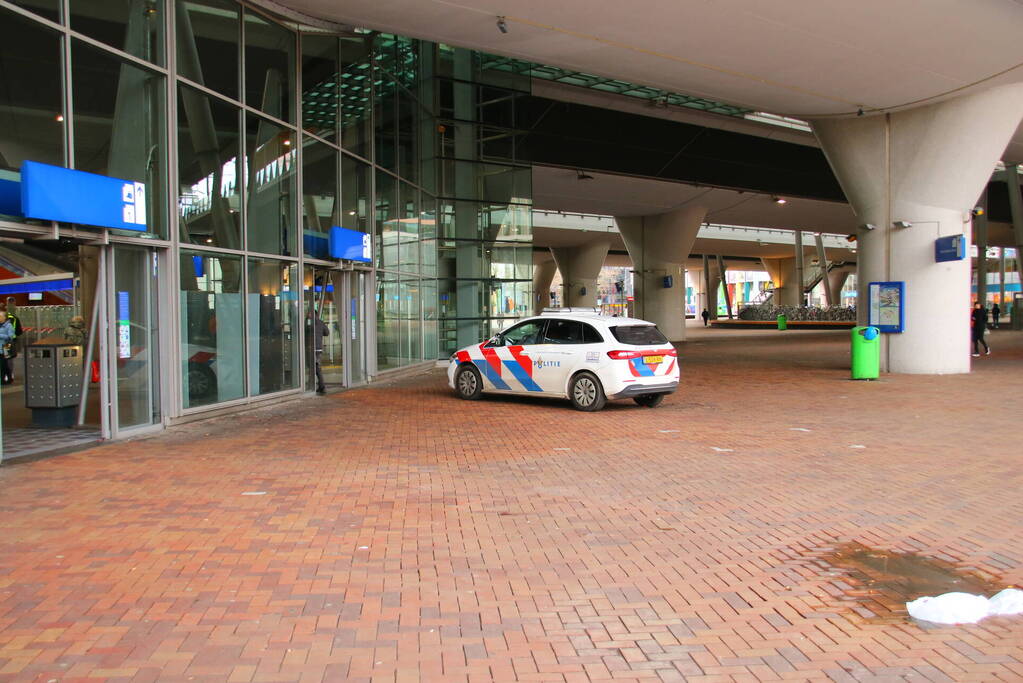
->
633;393;665;408
569;371;606;411
455;364;483;400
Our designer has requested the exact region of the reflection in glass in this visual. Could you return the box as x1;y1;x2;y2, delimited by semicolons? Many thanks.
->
303;267;343;389
0;10;64;178
301;33;337;140
339;36;372;159
175;0;239;100
399;182;419;273
375;171;397;268
374;73;396;171
70;0;164;65
377;271;399;370
341;152;370;234
177;85;241;249
247;258;298;394
402;276;421;364
245;113;296;255
422;278;438;360
180;251;245;408
73;40;166;238
397;89;417;183
9;0;60;22
114;246;159;429
302;140;337;259
244;8;294;123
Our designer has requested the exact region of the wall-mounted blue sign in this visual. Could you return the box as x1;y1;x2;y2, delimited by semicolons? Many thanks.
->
935;234;965;263
0;178;20;216
329;226;371;262
20;161;147;231
867;281;905;333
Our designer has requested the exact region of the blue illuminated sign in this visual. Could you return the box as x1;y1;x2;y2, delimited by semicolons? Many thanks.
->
20;161;147;231
0;178;20;216
935;234;965;263
329;226;371;262
0;278;74;295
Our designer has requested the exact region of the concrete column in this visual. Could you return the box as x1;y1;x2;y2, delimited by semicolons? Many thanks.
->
814;233;834;306
616;206;706;341
532;257;556;314
550;240;611;308
716;255;733;319
811;83;1023;374
794;230;805;306
999;247;1007;305
831;269;852;304
1008;164;1023;286
704;255;722;320
761;257;800;306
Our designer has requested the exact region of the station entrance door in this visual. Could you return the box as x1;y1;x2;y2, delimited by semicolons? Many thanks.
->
304;266;367;392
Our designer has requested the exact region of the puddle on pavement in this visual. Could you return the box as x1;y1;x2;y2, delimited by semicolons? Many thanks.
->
817;542;1003;623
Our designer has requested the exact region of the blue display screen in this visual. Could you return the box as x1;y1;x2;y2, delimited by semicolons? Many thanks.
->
20;161;148;231
329;226;371;262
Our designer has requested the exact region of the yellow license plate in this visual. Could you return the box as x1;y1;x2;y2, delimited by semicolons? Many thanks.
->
644;355;663;364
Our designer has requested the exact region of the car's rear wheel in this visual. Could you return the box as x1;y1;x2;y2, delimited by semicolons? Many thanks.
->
455;364;483;400
633;393;664;408
569;372;606;411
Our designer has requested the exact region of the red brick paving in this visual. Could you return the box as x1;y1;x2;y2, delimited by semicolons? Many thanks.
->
1;328;1022;682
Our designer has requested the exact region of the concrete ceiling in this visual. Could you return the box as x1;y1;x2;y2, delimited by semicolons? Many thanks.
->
272;0;1023;161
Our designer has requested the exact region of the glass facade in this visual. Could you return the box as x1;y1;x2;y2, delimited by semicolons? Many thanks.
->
0;1;533;439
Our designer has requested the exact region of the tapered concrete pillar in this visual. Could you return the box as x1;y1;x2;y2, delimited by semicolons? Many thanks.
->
703;255;722;320
617;206;706;341
761;257;800;306
532;257;556;314
811;84;1023;374
550;240;611;308
831;269;852;304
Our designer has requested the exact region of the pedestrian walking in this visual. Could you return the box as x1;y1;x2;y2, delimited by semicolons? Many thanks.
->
307;309;328;394
701;308;710;327
971;302;990;357
991;303;1001;329
0;311;15;384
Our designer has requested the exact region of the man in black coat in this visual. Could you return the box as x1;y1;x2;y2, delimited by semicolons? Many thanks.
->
971;303;990;357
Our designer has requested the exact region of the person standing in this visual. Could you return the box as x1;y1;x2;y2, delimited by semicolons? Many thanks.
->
971;302;990;357
701;308;710;327
991;302;1001;329
0;311;15;384
307;309;328;394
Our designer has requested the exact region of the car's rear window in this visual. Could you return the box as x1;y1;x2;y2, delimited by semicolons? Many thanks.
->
609;325;668;345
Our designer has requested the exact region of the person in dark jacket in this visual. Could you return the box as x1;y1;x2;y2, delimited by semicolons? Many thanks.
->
701;309;710;327
971;303;990;357
307;310;329;394
991;303;1001;329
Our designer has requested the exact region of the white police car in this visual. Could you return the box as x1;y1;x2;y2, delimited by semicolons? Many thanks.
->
448;308;679;411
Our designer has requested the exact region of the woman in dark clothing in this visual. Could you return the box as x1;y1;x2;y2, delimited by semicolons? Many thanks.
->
971;303;990;357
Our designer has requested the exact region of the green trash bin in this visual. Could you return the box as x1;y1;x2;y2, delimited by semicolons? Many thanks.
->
776;314;787;330
851;326;880;380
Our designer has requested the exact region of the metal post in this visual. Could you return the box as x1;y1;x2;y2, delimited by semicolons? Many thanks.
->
815;232;833;307
77;264;103;427
1000;247;1007;308
794;229;805;306
98;246;112;439
976;188;988;306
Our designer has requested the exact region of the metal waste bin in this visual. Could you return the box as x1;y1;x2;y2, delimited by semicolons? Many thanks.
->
851;326;880;380
25;342;83;426
777;314;787;330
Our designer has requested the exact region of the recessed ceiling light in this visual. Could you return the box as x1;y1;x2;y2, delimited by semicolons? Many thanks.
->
773;197;787;205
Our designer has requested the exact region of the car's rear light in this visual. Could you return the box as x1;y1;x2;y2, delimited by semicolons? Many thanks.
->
664;348;678;357
607;350;641;360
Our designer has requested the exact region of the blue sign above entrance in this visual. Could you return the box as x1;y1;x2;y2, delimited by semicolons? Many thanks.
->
934;234;966;263
329;226;371;262
20;161;148;231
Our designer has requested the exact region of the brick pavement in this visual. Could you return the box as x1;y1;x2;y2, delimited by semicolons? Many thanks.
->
1;328;1022;682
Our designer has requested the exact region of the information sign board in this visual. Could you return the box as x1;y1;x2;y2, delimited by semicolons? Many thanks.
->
329;226;371;262
935;234;965;263
868;281;905;333
20;161;147;231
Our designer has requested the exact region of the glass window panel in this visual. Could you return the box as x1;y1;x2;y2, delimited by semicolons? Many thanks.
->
339;36;372;159
421;278;438;360
72;40;167;238
9;0;60;22
247;257;299;394
377;271;399;371
176;0;239;100
375;170;397;268
69;0;164;65
0;10;64;184
244;113;296;255
397;88;416;183
244;8;294;123
177;85;242;249
180;250;245;407
340;151;370;234
402;276;421;364
398;182;419;273
301;33;337;140
374;73;396;171
301;139;337;260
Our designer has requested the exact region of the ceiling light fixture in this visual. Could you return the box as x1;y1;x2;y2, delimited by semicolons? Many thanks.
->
772;196;787;205
496;16;508;34
576;170;594;181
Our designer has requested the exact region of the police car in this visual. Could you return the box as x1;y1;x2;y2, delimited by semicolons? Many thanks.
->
448;308;679;411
